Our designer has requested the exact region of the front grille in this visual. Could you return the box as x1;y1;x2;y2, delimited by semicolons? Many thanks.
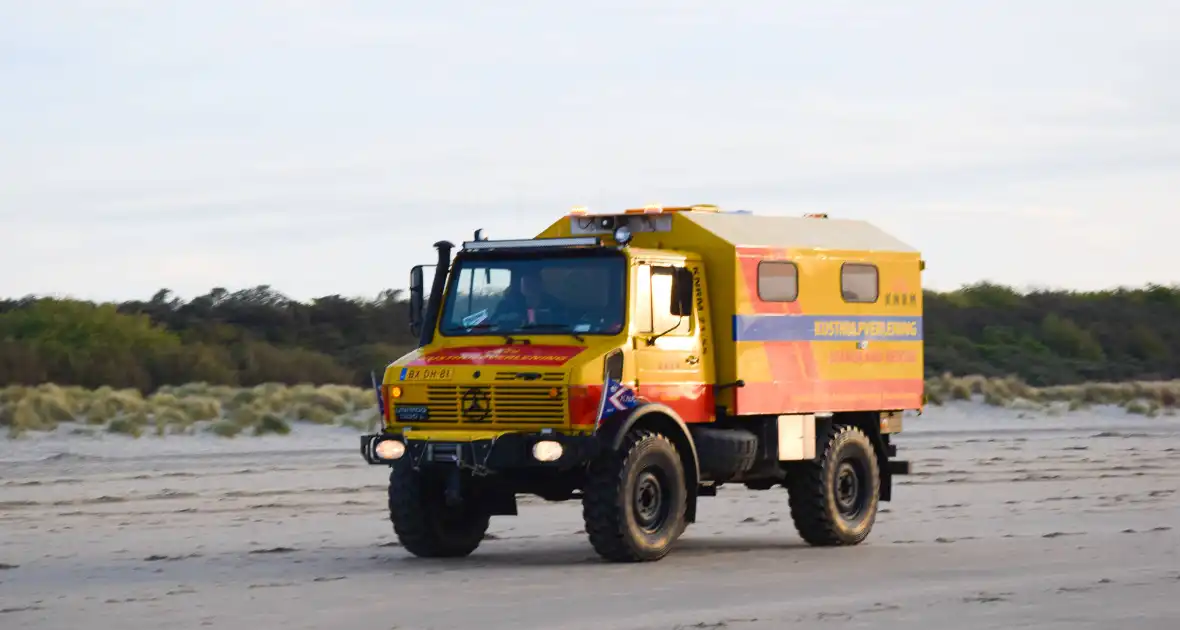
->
397;384;566;425
493;371;564;383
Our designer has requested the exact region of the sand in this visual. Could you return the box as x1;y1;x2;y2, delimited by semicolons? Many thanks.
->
2;403;1179;629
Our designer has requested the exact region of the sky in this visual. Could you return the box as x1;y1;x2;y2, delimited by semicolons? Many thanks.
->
1;0;1178;303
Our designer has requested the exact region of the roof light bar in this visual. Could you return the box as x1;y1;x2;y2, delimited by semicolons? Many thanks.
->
461;236;602;250
622;203;722;214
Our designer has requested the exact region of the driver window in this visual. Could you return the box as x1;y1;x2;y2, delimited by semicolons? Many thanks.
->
651;266;691;335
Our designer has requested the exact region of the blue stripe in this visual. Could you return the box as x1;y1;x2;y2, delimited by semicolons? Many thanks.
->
733;314;923;342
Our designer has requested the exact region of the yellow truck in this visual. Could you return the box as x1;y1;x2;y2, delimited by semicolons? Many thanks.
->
360;204;922;562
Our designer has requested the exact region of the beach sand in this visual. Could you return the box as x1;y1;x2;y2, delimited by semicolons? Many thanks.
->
2;404;1179;629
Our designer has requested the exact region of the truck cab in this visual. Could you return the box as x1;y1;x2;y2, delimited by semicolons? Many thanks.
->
361;204;920;562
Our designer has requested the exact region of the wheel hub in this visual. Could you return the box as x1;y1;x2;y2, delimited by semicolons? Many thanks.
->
633;469;668;531
835;461;864;518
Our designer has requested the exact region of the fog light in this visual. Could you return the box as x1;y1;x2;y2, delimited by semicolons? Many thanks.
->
532;440;563;462
374;439;405;461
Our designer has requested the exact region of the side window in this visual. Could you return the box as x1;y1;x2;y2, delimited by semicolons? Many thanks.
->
841;263;878;303
651;266;692;335
757;261;798;302
634;264;653;334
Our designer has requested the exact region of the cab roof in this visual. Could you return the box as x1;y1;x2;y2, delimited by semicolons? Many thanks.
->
681;211;919;253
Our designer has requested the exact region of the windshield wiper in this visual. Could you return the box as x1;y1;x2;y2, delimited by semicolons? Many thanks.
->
519;323;585;342
461;323;528;345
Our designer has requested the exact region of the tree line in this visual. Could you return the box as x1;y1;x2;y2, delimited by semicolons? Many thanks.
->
1;282;1178;392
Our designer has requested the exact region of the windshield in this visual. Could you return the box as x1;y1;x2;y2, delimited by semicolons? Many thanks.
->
439;253;626;337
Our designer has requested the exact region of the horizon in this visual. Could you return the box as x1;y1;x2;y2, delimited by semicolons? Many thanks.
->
5;276;1179;306
2;1;1178;303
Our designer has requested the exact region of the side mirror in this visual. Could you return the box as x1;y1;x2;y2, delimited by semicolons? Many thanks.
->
408;265;429;337
670;267;694;317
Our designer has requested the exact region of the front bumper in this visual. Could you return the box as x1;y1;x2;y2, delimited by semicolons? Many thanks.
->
360;431;601;473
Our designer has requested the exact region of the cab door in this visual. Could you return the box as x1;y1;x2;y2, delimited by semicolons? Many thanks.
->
630;261;712;423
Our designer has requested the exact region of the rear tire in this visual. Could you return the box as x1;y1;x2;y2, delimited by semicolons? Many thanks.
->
582;429;688;562
786;424;879;546
388;461;490;558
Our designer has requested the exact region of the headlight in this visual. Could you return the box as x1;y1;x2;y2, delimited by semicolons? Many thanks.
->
613;226;633;245
374;439;405;461
531;440;563;462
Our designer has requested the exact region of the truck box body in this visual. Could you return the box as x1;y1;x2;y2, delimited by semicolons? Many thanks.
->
538;207;924;418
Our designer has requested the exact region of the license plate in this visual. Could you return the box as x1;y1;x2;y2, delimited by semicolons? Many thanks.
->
401;367;455;381
395;405;430;421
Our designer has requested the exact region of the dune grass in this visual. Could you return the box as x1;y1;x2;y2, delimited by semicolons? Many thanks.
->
923;373;1179;417
1;375;1177;439
1;381;380;439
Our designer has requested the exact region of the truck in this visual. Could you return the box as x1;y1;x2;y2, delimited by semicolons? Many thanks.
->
360;204;922;562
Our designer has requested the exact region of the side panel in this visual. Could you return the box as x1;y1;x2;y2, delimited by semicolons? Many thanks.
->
732;247;923;415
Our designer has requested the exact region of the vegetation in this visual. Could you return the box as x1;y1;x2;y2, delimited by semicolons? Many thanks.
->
2;282;1178;391
1;382;380;439
0;286;411;392
923;282;1180;386
922;374;1177;417
1;281;1179;437
1;375;1175;439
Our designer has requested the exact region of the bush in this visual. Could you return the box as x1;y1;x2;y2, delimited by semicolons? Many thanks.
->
254;413;291;436
292;403;337;425
108;417;143;437
208;420;244;438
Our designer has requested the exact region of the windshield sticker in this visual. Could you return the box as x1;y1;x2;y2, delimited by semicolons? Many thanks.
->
461;309;489;328
573;323;591;333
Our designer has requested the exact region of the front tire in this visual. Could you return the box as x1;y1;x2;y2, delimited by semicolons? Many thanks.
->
582;429;688;562
786;424;879;546
388;461;490;558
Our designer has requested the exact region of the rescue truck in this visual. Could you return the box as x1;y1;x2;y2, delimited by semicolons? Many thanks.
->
360;204;922;562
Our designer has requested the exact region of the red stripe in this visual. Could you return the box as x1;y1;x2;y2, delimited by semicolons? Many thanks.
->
637;383;715;423
737;379;923;414
408;345;585;366
568;383;715;426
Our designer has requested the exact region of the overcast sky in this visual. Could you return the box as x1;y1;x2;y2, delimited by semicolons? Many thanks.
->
2;0;1177;303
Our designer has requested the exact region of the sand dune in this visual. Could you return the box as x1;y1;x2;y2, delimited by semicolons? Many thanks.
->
2;403;1178;629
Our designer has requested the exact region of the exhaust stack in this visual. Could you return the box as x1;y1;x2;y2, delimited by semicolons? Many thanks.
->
418;240;454;348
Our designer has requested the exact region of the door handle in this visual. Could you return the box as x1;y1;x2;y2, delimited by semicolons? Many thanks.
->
685;355;700;365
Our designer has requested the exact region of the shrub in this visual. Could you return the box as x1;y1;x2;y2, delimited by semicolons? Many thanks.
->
208;420;243;438
229;405;262;428
176;396;222;422
292;403;336;425
108;417;143;437
254;413;291;436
